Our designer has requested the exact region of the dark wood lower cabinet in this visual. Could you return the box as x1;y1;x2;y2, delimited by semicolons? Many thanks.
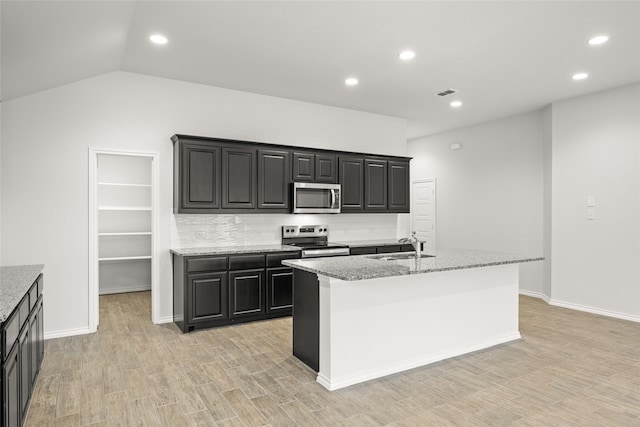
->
187;272;228;324
1;274;44;427
350;243;414;255
229;270;265;318
173;252;298;332
267;267;293;313
3;344;20;427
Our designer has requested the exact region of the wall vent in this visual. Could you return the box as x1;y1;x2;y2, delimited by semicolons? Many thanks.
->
435;89;457;97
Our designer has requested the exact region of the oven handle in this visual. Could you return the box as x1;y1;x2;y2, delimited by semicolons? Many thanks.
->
302;248;350;258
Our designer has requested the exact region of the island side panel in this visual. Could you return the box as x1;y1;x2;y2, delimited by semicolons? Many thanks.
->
317;263;521;391
292;269;320;372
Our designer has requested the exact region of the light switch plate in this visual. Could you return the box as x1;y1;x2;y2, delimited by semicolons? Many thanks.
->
587;196;596;207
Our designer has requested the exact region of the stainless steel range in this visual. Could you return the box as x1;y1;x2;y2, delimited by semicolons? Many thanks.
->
282;225;350;258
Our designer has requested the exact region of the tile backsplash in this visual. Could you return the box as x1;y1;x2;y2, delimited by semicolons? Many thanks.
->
171;213;404;248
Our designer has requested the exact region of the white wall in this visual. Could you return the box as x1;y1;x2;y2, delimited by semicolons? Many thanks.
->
550;83;640;318
408;112;545;294
1;71;407;337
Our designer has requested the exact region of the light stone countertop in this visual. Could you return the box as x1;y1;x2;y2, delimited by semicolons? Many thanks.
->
282;249;544;281
333;238;410;247
0;264;44;322
171;245;301;256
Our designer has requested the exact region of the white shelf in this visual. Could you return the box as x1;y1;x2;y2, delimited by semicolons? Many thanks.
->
98;182;152;188
99;232;151;236
98;206;152;211
99;256;152;262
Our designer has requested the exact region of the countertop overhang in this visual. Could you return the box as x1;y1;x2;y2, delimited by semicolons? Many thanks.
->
283;249;544;281
171;244;301;256
0;264;45;322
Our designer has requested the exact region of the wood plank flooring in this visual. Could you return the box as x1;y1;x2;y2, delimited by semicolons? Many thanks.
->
25;292;639;426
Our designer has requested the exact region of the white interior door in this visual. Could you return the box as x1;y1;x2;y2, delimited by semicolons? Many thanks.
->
412;179;436;253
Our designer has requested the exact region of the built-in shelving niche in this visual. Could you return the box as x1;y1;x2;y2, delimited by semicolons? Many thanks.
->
97;154;152;295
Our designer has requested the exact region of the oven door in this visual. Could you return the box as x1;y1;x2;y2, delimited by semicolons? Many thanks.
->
292;183;341;214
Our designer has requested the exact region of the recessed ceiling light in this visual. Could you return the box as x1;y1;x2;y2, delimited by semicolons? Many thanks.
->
399;50;416;61
450;101;463;108
588;35;609;45
345;77;359;86
149;34;168;45
572;72;589;80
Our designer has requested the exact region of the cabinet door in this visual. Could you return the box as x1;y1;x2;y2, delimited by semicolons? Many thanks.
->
222;147;257;209
29;309;38;387
388;161;410;212
266;267;293;313
229;270;265;318
339;156;364;211
180;143;221;210
315;154;337;183
19;325;30;420
350;246;377;255
258;149;290;209
364;159;388;211
187;272;228;324
36;300;44;372
292;152;315;182
3;344;20;427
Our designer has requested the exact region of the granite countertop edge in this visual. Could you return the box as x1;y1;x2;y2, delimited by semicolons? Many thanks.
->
0;264;45;323
171;245;302;256
283;250;544;281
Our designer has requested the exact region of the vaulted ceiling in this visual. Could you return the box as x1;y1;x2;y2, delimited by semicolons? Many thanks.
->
2;1;639;139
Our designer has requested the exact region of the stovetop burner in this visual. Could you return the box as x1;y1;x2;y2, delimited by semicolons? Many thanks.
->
282;225;350;258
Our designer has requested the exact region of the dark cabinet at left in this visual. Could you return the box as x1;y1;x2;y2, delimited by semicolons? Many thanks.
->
175;141;221;211
173;251;299;333
2;272;44;427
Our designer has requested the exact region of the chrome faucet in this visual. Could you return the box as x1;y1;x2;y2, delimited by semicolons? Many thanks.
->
410;231;423;259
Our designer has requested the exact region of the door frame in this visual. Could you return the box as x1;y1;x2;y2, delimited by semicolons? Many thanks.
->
411;178;436;251
88;148;160;332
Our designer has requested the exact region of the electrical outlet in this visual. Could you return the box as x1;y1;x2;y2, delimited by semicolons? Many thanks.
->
586;209;595;220
195;231;206;239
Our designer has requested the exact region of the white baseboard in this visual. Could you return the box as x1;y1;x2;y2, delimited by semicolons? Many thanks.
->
519;289;639;323
519;289;551;303
44;327;92;340
549;299;640;323
99;285;151;295
155;315;174;324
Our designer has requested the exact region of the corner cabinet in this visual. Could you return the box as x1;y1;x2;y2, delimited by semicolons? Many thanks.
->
172;134;411;214
2;273;44;427
173;251;300;333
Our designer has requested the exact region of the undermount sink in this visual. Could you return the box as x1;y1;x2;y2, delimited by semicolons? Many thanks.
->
372;253;435;261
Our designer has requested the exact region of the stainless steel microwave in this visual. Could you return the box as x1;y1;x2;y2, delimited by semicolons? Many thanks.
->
292;182;341;214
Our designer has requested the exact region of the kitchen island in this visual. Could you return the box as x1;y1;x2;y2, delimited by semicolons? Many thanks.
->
283;249;543;391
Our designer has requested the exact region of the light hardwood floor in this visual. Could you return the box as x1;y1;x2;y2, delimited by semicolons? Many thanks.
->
25;292;639;426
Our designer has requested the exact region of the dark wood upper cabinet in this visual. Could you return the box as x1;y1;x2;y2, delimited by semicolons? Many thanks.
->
364;159;388;211
292;152;315;182
172;135;410;214
315;154;337;183
178;142;221;211
258;149;290;210
339;156;364;211
222;146;257;209
293;151;336;183
388;161;410;213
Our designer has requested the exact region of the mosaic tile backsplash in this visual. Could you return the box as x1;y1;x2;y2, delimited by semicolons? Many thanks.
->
171;213;403;248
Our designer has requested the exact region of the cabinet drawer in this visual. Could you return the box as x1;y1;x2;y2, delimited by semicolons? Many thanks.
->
399;244;414;252
2;309;20;360
229;254;265;271
377;245;401;254
186;257;227;273
266;252;301;268
29;282;38;311
37;273;44;296
350;246;376;255
18;295;29;329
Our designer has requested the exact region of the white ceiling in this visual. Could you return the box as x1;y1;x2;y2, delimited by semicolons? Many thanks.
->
2;1;639;139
